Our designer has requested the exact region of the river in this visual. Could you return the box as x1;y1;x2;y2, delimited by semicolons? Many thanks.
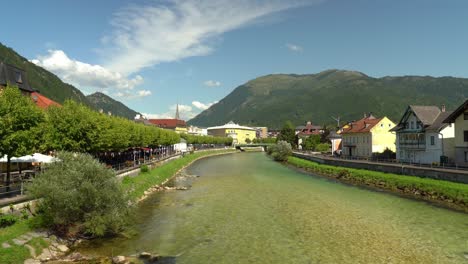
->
78;152;468;263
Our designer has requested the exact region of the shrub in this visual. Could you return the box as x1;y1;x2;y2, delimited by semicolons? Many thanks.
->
269;141;292;161
28;152;131;237
0;214;18;228
315;143;330;152
140;164;149;173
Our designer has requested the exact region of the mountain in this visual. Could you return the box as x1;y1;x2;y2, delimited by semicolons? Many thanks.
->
188;69;468;128
86;92;139;120
0;42;91;106
0;42;139;120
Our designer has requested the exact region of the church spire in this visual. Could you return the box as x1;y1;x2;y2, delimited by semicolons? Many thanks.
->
175;104;180;120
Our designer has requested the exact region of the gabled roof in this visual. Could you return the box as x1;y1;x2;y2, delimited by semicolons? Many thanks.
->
31;92;61;109
443;100;468;123
0;62;34;93
207;122;255;131
409;105;441;126
392;105;449;132
298;121;322;136
149;119;187;129
341;116;383;134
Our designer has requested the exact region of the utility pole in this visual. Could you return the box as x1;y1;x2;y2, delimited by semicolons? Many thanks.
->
331;116;341;128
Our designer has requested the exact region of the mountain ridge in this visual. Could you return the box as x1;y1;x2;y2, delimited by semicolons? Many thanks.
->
188;69;468;128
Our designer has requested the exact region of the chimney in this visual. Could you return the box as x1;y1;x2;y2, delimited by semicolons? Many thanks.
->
441;104;446;112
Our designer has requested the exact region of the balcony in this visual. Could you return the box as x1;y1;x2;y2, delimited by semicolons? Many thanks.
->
398;141;426;150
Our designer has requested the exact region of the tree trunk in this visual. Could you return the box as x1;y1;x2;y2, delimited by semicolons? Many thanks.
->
6;156;11;195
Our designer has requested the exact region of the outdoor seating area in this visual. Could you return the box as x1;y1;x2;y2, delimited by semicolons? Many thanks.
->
0;153;57;199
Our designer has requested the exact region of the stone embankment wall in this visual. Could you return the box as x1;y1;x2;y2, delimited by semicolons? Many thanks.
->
293;152;468;184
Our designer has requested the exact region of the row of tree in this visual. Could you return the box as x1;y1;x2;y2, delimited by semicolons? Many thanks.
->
180;133;232;145
0;87;232;190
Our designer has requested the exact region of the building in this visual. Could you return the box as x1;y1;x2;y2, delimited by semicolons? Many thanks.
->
148;104;188;133
327;130;342;155
207;121;256;144
341;113;396;157
0;62;34;95
254;127;268;139
391;105;454;164
442;100;468;166
297;121;323;147
187;125;208;136
31;92;61;109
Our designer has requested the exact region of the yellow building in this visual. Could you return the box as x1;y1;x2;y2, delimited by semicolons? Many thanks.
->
341;114;396;157
207;121;256;144
442;100;468;166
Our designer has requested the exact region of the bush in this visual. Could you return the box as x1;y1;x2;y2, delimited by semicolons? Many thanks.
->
28;152;131;237
140;164;149;173
315;143;330;152
0;214;18;228
268;141;292;161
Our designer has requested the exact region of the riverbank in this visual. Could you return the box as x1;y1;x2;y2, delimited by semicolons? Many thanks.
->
287;156;468;213
122;149;237;202
0;149;236;264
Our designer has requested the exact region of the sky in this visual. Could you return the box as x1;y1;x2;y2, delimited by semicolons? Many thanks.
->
1;0;467;120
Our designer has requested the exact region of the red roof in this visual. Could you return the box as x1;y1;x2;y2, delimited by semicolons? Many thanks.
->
31;92;61;109
298;121;322;136
148;119;186;129
341;116;382;134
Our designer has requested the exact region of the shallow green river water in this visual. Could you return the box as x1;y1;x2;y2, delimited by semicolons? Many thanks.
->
79;152;468;263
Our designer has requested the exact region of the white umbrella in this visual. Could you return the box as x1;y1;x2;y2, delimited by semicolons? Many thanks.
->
31;153;59;163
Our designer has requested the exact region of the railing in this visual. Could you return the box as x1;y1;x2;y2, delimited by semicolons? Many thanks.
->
295;150;468;171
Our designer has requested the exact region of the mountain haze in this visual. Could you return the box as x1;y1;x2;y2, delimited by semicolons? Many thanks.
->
188;70;468;128
86;92;139;119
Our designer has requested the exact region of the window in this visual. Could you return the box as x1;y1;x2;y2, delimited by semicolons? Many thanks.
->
464;131;468;142
464;113;468;120
430;136;435;145
15;71;23;84
465;152;468;162
410;121;414;129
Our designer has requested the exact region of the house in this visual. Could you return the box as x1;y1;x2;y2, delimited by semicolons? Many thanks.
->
295;121;322;136
391;105;454;164
187;126;207;136
327;130;342;155
148;104;188;133
207;121;256;144
442;100;468;166
0;62;34;95
30;92;61;109
341;113;396;157
254;127;268;139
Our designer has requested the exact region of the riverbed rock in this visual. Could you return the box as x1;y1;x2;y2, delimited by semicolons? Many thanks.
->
112;255;127;264
24;259;41;264
57;244;70;253
139;252;152;258
2;242;11;248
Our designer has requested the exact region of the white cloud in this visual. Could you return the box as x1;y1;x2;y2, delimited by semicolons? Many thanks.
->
192;100;217;110
203;80;221;87
142;100;218;121
31;50;144;91
286;43;303;52
115;89;152;99
102;0;312;75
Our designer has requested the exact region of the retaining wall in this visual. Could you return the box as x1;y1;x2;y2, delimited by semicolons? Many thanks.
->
293;152;468;184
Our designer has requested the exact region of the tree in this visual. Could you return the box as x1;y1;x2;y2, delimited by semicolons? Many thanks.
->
301;135;321;150
28;152;131;237
268;141;292;161
0;87;44;193
277;121;297;147
245;138;251;144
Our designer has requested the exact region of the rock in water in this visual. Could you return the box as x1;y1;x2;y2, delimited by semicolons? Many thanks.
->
112;255;127;264
139;252;152;258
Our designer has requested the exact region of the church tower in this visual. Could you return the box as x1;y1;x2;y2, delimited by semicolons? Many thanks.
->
175;104;180;120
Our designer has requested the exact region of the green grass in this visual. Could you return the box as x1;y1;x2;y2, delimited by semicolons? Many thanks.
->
0;218;37;264
287;156;468;209
122;149;236;200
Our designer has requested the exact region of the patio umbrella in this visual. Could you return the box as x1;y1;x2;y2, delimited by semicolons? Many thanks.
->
31;153;59;163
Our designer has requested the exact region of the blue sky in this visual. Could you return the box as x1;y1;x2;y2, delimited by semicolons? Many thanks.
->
1;0;467;120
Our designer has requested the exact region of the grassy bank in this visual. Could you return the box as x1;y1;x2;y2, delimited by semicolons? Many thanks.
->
287;156;468;212
122;149;236;200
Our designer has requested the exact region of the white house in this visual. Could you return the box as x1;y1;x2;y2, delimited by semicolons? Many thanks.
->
442;100;468;166
391;105;454;164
